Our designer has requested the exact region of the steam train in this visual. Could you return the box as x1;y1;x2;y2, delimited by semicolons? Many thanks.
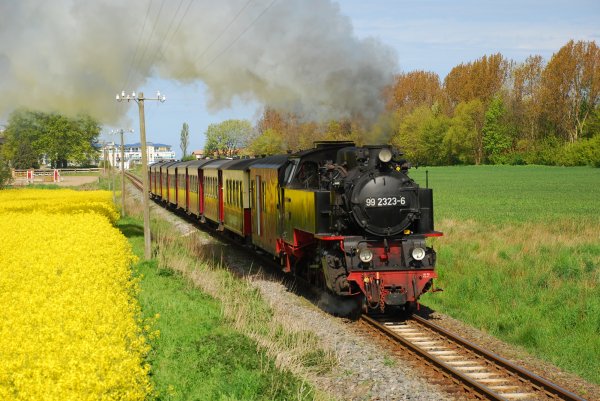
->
149;141;442;314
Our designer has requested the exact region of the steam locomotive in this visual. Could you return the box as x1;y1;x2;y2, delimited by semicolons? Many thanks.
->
149;141;442;314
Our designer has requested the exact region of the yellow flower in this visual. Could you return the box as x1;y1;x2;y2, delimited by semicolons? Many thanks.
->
0;189;151;401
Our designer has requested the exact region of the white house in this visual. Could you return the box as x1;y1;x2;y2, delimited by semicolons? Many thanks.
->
100;142;175;169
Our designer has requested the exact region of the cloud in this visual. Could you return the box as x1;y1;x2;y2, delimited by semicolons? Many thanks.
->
0;0;398;125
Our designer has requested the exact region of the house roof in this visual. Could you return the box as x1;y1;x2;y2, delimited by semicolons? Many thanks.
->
125;142;172;148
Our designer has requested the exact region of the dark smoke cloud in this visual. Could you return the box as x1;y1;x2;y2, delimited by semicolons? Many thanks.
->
0;0;398;124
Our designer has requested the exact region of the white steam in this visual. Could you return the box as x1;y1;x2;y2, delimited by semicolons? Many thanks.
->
0;0;398;124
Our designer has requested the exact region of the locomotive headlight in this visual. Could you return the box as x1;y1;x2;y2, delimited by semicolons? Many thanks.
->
359;248;373;263
378;148;392;163
411;247;426;261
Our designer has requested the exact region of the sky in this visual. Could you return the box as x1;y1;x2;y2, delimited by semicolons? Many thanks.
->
125;0;599;158
2;0;599;158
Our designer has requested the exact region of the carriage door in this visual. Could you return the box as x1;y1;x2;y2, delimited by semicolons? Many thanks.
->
255;175;262;236
186;173;190;210
218;170;224;223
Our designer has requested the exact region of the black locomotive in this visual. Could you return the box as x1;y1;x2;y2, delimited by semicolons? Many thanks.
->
149;141;442;313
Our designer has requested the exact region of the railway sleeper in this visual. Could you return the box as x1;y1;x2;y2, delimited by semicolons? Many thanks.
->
498;393;533;399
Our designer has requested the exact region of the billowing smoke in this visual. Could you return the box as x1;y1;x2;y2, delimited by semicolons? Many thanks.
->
0;0;398;124
317;292;361;318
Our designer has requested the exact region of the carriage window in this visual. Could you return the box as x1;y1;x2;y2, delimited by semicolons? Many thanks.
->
226;180;229;205
231;180;235;207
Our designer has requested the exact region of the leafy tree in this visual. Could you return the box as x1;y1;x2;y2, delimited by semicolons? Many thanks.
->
389;104;450;166
204;119;252;157
2;109;100;168
420;105;451;165
582;105;600;138
444;100;486;164
541;40;600;142
323;120;352;141
12;142;40;169
256;107;317;151
509;55;544;141
390;106;431;164
385;71;442;115
180;122;190;158
1;109;42;168
444;53;509;107
248;128;285;156
483;96;512;164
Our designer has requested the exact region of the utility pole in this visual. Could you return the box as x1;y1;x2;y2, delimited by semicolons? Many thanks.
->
102;141;107;175
111;142;116;204
112;128;134;217
116;91;166;260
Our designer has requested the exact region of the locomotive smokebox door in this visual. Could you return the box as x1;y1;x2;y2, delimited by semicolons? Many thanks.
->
350;172;419;237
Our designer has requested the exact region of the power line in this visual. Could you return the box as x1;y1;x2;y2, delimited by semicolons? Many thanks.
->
151;0;188;65
122;0;154;91
151;0;197;66
194;0;254;64
134;0;167;77
200;0;278;72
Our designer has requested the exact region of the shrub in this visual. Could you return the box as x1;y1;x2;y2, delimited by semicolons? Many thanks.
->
556;135;600;167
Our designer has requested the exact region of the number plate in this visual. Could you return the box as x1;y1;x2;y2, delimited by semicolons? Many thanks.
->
365;197;406;207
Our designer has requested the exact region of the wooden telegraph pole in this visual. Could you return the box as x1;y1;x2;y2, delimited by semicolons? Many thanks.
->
112;128;133;217
116;91;166;260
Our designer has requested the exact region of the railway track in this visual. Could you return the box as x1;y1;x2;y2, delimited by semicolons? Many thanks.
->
125;171;143;189
361;314;587;401
125;171;588;401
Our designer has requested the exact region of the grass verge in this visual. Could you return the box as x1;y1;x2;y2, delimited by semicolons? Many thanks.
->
118;206;333;400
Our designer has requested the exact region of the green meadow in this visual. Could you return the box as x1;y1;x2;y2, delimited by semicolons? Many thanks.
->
118;216;319;401
411;166;600;384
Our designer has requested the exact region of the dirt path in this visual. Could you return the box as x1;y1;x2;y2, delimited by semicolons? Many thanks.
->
12;175;100;187
55;175;99;186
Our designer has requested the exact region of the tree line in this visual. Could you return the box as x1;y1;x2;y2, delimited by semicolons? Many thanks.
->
207;40;599;167
1;109;101;169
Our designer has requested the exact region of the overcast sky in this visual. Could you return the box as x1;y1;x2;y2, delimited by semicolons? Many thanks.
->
6;0;598;157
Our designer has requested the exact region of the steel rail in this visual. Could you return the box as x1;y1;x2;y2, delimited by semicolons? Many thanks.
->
361;314;510;401
410;314;587;401
361;314;587;401
125;172;143;190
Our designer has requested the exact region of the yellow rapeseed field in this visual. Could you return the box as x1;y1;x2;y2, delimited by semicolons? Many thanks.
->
0;189;151;401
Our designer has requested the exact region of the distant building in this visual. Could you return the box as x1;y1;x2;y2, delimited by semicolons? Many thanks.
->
99;142;175;169
191;150;204;159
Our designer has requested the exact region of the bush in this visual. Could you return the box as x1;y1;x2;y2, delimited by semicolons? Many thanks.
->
556;135;600;167
519;136;562;165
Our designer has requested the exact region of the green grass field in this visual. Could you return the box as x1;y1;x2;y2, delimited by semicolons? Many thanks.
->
411;166;600;384
118;216;316;401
